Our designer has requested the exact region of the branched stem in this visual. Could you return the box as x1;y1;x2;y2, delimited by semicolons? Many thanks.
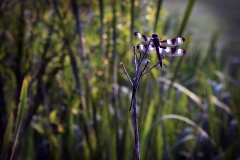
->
141;56;164;76
139;41;151;64
120;43;159;160
140;60;150;76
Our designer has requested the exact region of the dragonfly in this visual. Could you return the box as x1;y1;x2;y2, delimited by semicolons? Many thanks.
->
134;32;186;68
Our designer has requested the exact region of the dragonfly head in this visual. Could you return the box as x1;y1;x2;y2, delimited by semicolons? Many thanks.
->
152;33;158;39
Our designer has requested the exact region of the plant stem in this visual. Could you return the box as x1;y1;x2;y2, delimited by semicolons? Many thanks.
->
132;57;141;160
121;45;159;160
133;87;140;160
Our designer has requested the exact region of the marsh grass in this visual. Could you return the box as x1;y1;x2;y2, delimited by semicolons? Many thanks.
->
0;0;239;160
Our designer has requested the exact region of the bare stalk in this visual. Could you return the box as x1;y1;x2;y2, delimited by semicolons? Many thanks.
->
120;45;160;160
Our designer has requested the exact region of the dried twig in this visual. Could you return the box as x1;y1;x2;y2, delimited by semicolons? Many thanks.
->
120;45;160;160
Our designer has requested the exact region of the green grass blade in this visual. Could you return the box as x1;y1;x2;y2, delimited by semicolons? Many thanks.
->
10;77;28;160
156;125;163;159
151;114;216;147
153;0;163;32
159;77;204;110
171;135;197;150
140;100;155;158
210;95;234;117
167;32;194;99
14;77;28;134
197;70;219;145
201;31;220;71
177;0;196;36
0;112;14;160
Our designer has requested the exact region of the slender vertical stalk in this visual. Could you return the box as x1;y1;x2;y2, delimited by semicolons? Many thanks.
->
112;1;117;86
0;72;6;141
133;78;140;160
10;77;28;160
112;2;121;159
71;0;86;60
99;0;104;55
53;0;87;112
153;0;162;32
14;3;25;118
167;0;196;98
130;0;135;43
177;0;196;37
121;46;159;160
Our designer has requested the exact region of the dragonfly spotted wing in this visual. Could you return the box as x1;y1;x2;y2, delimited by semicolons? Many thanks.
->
134;32;186;67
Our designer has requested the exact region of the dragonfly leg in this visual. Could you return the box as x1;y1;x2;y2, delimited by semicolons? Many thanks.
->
159;55;165;68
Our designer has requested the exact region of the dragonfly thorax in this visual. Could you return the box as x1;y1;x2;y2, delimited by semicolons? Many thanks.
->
152;33;158;39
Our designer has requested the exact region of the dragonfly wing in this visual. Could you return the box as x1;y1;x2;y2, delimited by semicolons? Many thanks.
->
159;46;186;56
160;37;185;46
137;44;156;54
134;32;151;43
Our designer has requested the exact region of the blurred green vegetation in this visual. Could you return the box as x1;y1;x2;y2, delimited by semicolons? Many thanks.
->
0;0;239;160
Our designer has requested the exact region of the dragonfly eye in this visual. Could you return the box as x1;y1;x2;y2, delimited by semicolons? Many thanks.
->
152;33;158;38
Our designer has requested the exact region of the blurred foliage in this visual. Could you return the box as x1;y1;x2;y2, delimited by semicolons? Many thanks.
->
0;0;239;160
